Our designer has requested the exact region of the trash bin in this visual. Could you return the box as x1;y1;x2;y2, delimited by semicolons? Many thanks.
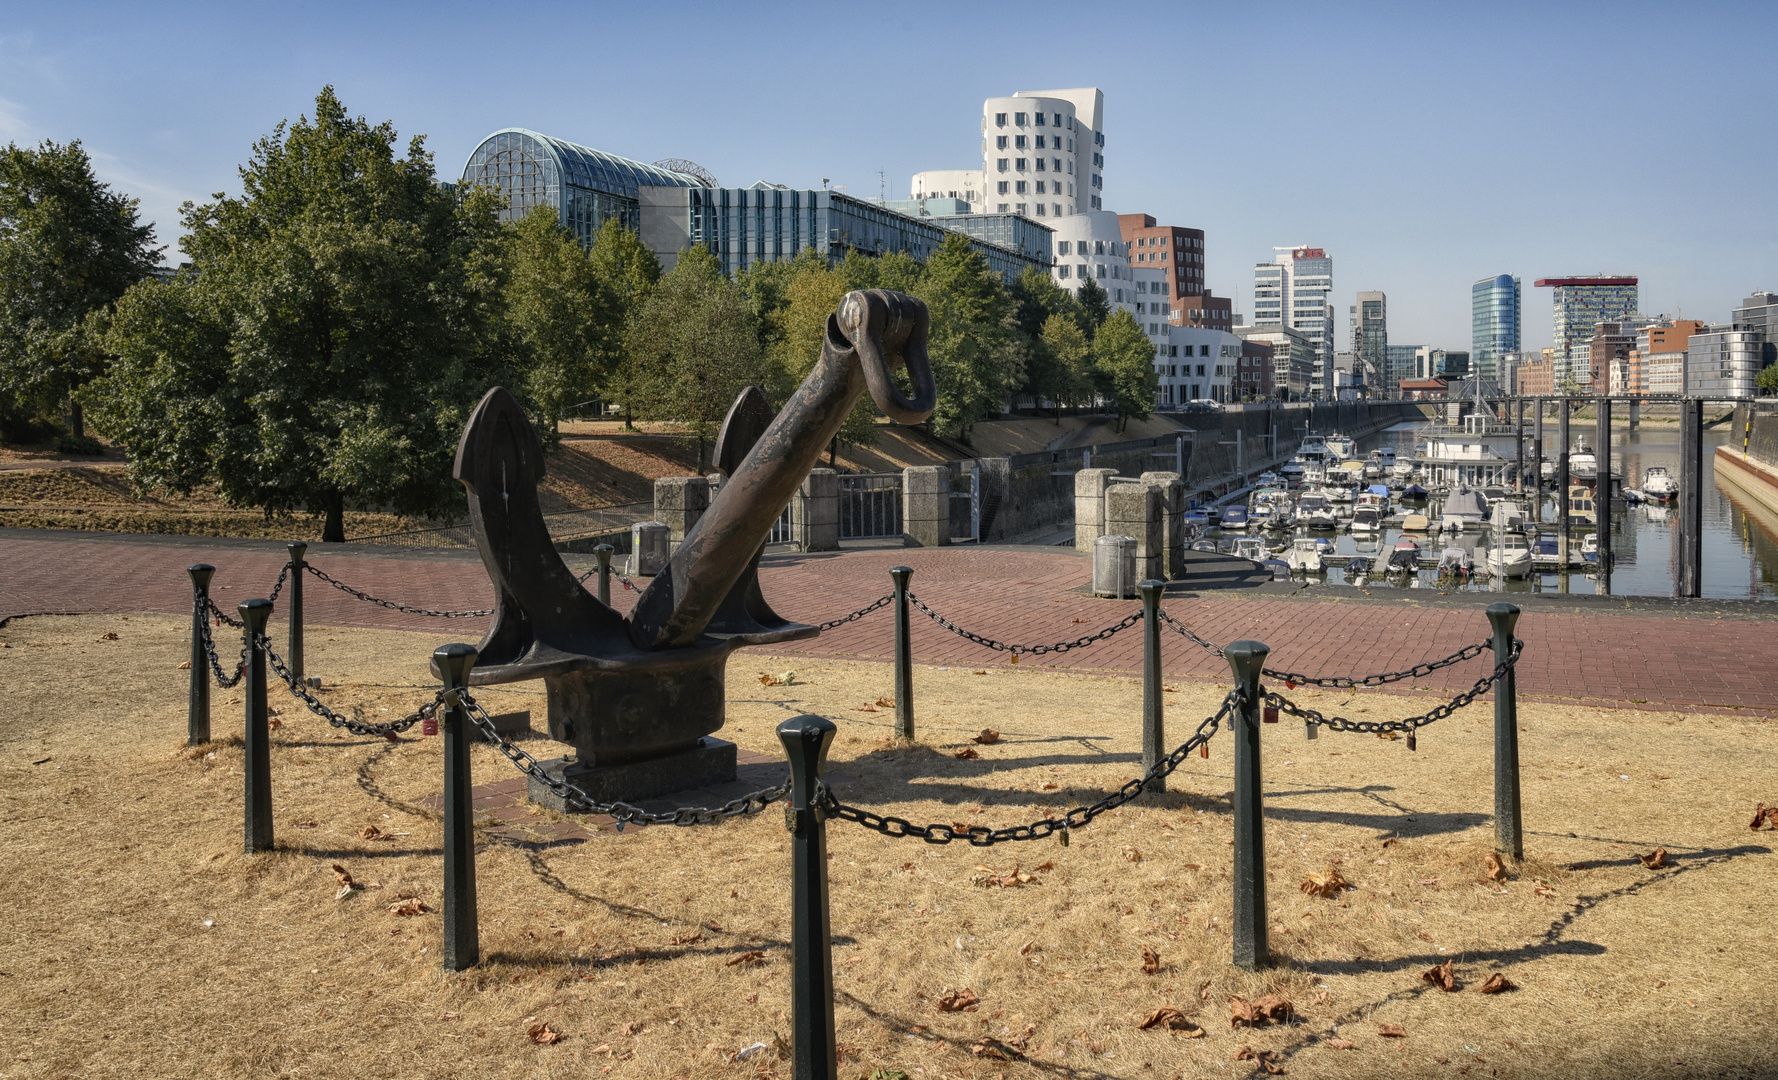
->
1093;534;1137;598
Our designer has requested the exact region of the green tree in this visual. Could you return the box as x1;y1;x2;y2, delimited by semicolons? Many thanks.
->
1757;363;1778;395
1011;267;1084;414
1075;276;1111;338
92;87;516;542
913;234;1022;439
738;245;828;365
1039;313;1095;419
766;255;879;450
836;248;924;295
506;206;618;436
587;218;660;425
1093;309;1159;432
626;245;777;467
0;139;159;439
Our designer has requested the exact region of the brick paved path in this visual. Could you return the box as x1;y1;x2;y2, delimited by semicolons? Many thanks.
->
6;530;1776;713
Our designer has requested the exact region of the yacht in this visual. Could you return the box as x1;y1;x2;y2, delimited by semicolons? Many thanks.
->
1350;505;1384;535
1485;532;1533;579
1439;487;1489;533
1287;536;1332;573
1281;459;1306;484
1400;510;1432;531
1401;482;1429;501
1566;485;1597;526
1363;453;1385;480
1324;434;1357;460
1256;470;1282;489
1390;459;1416;483
1581;532;1599;563
1296;491;1340;530
1568;447;1598;480
1643;466;1678;500
1232;536;1268;563
1219;503;1250;531
1436;546;1475;577
1387;537;1422;573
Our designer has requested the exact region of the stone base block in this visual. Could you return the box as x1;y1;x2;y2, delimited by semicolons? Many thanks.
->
489;710;532;737
527;737;738;811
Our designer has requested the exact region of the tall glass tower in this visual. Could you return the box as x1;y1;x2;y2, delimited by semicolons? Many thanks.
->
1253;247;1333;397
1534;275;1638;391
1470;275;1521;385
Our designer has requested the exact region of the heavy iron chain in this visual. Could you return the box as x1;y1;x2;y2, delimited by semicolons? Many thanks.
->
817;593;893;632
822;691;1242;846
305;565;494;618
575;565;641;593
461;693;788;827
266;564;291;606
906;592;1143;657
205;597;244;629
197;598;246;688
1266;637;1523;736
1155;608;1494;690
258;635;441;738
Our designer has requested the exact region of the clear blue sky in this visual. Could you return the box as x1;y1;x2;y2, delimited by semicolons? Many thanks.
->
3;1;1773;352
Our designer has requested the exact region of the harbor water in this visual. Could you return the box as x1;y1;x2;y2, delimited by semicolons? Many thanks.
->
1217;419;1778;600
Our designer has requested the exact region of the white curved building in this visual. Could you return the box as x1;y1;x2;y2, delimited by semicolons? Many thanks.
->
912;86;1104;220
1047;210;1130;303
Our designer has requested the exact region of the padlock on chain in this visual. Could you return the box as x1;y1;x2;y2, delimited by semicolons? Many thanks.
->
422;716;438;737
1406;731;1417;752
1262;704;1280;724
1305;720;1318;740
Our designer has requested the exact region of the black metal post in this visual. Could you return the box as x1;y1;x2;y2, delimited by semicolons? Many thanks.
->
1514;398;1525;491
1532;398;1545;519
1678;398;1704;597
778;714;838;1080
890;566;914;740
1595;399;1611;592
1487;603;1523;861
187;563;215;746
1224;639;1270;971
1557;400;1571;568
593;543;614;606
1138;579;1165;792
436;642;480;971
240;598;274;854
286;542;307;681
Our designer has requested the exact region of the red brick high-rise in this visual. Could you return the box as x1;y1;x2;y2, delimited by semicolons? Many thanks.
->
1115;213;1232;331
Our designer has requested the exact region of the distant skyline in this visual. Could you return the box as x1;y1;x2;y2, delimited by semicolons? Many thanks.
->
2;0;1772;352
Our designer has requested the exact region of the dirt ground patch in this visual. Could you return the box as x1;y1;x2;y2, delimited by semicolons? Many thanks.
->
2;614;1775;1079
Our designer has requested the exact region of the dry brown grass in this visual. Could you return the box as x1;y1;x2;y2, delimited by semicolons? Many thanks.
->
3;614;1776;1079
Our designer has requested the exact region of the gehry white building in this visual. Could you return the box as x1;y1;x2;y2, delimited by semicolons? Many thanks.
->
910;87;1104;221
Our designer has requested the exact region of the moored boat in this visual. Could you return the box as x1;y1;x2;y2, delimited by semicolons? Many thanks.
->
1387;537;1421;572
1643;466;1678;499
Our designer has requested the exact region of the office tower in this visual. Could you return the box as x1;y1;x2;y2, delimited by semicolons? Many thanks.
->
1351;291;1387;394
1534;275;1638;391
1385;343;1420;395
1116;214;1231;330
1252;247;1333;397
1471;275;1521;382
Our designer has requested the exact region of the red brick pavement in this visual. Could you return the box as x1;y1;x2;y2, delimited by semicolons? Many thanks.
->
5;532;1775;713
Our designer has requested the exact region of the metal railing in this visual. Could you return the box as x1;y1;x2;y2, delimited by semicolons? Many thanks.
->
838;473;901;539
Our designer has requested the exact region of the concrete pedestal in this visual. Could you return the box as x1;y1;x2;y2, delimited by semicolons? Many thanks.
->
1074;468;1117;552
528;737;739;811
654;477;710;554
793;468;840;551
902;465;949;547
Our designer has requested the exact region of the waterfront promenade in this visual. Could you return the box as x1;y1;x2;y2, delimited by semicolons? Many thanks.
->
6;528;1776;714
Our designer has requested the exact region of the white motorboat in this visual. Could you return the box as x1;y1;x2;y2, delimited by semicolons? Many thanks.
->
1436;546;1474;576
1568;449;1598;480
1302;461;1328;487
1232;536;1268;563
1439;487;1489;533
1350;506;1383;535
1256;470;1282;489
1296;491;1340;530
1281;460;1306;483
1489;498;1530;534
1286;537;1331;573
1324;434;1356;460
1485;532;1533;579
1581;532;1599;562
1643;466;1678;499
1390;460;1416;483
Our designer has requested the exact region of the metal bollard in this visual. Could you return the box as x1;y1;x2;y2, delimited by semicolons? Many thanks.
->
436;643;481;971
1138;579;1166;793
1487;603;1523;861
240;598;275;854
286;542;307;681
890;566;914;741
593;543;615;606
1224;639;1270;971
778;714;838;1080
187;563;216;746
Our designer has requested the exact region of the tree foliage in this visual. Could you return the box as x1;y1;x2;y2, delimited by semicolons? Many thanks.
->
0;139;159;437
1092;308;1159;432
1075;276;1111;338
92;87;516;542
506;206;619;435
914;234;1023;439
1040;313;1097;416
1757;362;1778;394
586;218;660;422
625;245;777;466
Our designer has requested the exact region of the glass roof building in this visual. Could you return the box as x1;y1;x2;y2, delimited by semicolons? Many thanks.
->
459;128;706;244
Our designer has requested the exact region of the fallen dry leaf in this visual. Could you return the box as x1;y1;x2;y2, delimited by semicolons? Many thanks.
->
952;747;979;760
936;988;980;1012
1229;994;1292;1028
1533;880;1555;899
875;696;893;708
669;932;702;946
1122;846;1142;862
725;950;766;967
1141;946;1160;974
757;671;796;686
1137;1006;1204;1036
1420;958;1460;992
969;1038;1018;1060
98;631;118;641
1380;836;1399;848
1034;860;1054;872
1327;1038;1355;1050
1485;852;1508;883
1378;1022;1407;1037
177;660;191;670
1749;803;1778;830
332;864;354;888
973;728;1001;744
1638;846;1668;869
360;825;390;841
1234;1046;1285;1073
619;1021;641;1036
1019;940;1035;955
1299;866;1351;898
972;865;1036;888
1478;973;1516;994
527;1023;563;1045
854;703;879;712
388;897;428;916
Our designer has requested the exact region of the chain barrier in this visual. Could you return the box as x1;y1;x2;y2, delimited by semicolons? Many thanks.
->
822;691;1241;846
817;593;894;632
305;565;494;618
1155;608;1494;690
461;694;788;827
256;634;441;738
266;563;291;606
205;597;244;629
196;598;246;688
576;565;641;592
906;592;1142;657
1266;638;1523;736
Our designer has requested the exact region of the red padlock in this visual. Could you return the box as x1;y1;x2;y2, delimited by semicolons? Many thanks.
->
422;716;439;737
1262;704;1280;724
1199;743;1209;759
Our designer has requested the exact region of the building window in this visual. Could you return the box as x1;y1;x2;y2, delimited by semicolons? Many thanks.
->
1058;265;1070;278
1015;135;1027;150
1035;158;1046;172
1052;203;1061;216
1198;365;1206;376
1035;181;1046;194
1016;158;1027;171
1097;264;1106;278
1015;203;1026;213
1095;132;1104;146
1035;204;1046;216
1057;241;1071;255
1067;183;1074;196
995;135;1007;150
1034;112;1045;126
995;112;1007;126
1200;345;1210;357
1035;134;1046;148
1051;157;1061;172
996;180;1008;195
1015;112;1028;126
996;158;1008;172
1015;181;1026;194
997;203;1009;212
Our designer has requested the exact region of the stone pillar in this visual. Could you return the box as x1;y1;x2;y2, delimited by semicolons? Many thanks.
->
1105;482;1163;582
902;465;949;548
1073;467;1117;552
628;521;670;575
1141;471;1186;578
653;476;710;554
793;468;840;552
977;457;1010;542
